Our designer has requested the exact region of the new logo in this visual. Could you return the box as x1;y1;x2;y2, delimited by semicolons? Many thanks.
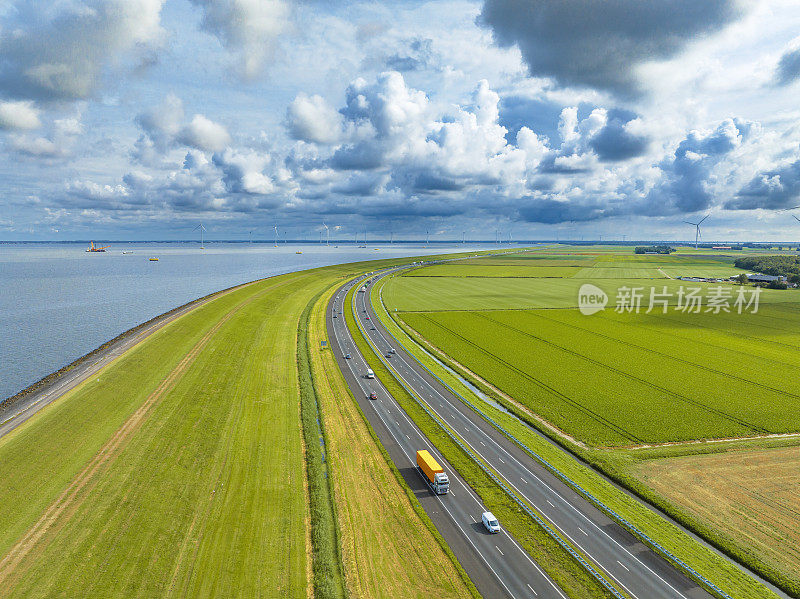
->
578;284;608;315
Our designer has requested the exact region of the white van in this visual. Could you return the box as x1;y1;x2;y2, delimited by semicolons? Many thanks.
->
365;368;375;379
481;511;500;534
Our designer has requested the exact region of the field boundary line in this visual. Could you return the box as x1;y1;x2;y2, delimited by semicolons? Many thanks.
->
374;273;741;599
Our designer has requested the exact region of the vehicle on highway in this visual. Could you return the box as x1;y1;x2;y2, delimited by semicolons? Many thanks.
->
481;511;500;534
389;348;396;354
365;368;375;379
333;314;337;318
365;316;369;320
370;326;376;330
369;392;377;400
345;353;351;359
416;450;449;494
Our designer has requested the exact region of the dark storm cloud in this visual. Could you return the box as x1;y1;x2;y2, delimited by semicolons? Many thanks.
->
589;109;649;161
775;47;800;86
478;0;744;96
727;159;800;210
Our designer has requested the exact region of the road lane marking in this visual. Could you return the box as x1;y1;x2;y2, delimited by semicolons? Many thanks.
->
495;545;504;556
578;527;587;536
528;583;537;596
617;560;629;571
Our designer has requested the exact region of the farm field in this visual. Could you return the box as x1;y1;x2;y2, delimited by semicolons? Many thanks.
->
406;264;584;277
399;306;800;446
631;445;800;589
383;274;792;311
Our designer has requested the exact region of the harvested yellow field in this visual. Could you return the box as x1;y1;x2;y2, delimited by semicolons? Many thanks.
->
633;445;800;586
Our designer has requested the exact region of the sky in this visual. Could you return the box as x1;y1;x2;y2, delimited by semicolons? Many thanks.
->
2;0;800;242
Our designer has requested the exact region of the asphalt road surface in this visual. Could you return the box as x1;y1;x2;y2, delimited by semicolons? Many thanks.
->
329;266;716;599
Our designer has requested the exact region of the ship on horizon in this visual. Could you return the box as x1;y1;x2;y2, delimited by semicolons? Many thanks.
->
86;241;110;252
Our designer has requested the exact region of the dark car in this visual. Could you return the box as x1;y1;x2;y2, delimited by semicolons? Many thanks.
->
345;353;351;359
369;392;377;400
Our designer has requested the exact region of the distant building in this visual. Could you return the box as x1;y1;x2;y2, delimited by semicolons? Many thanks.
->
745;273;787;283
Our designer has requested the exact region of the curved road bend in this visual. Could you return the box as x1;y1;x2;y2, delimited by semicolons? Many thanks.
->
328;276;566;599
333;267;716;599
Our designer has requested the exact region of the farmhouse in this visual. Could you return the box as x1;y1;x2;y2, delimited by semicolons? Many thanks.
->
744;273;787;283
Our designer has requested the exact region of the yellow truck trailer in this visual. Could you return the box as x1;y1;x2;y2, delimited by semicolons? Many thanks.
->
416;450;450;494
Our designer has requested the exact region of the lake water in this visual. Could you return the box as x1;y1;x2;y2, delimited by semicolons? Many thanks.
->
0;241;505;401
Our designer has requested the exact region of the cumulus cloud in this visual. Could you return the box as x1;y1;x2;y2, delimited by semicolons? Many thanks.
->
478;0;745;96
177;115;232;152
212;148;274;194
190;0;292;79
286;93;344;144
9;135;61;157
589;109;649;162
134;94;230;159
0;101;41;130
646;118;756;213
727;159;800;210
0;0;165;101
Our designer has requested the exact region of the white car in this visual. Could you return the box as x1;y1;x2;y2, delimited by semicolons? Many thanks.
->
365;368;375;379
481;511;500;534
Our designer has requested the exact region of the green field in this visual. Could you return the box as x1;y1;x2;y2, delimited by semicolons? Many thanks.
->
383;274;791;311
406;264;584;277
400;306;800;446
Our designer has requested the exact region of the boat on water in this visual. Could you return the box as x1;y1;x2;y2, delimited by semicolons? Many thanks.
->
295;251;303;254
86;241;110;252
122;251;133;254
149;257;159;261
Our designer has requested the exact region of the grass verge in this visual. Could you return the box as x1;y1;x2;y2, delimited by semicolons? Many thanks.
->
345;282;616;599
297;288;348;599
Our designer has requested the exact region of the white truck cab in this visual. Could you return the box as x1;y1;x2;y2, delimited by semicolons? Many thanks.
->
365;368;375;379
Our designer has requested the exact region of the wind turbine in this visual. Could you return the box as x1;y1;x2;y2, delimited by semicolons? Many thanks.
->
273;225;278;247
390;231;393;244
193;223;206;249
684;214;709;250
323;222;329;246
425;230;429;247
462;231;466;244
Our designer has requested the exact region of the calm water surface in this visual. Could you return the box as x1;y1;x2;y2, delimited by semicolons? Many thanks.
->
0;241;503;400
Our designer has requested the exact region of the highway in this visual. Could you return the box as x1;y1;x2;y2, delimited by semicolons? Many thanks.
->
328;275;567;599
328;266;715;599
